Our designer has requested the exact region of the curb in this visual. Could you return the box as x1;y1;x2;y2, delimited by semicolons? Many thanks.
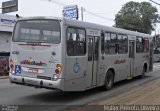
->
0;76;9;79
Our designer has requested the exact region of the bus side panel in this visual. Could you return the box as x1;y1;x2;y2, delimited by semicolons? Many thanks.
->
134;37;151;76
115;54;130;81
98;55;117;85
98;54;129;84
134;53;143;76
61;24;87;91
61;23;67;91
64;56;88;91
134;53;149;76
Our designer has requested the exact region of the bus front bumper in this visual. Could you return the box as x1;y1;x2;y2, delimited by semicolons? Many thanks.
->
9;73;63;90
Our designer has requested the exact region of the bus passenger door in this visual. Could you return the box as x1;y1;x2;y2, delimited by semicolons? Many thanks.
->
129;40;135;78
88;36;99;87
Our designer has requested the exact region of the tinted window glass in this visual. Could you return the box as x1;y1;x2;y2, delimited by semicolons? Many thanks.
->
104;32;117;54
117;34;128;54
136;37;144;53
144;38;149;53
67;28;86;56
13;20;60;43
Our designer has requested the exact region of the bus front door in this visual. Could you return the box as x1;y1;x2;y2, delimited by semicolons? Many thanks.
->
88;36;99;87
129;40;135;79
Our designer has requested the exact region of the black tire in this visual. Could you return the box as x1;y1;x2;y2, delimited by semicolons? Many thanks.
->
104;70;114;90
140;66;146;78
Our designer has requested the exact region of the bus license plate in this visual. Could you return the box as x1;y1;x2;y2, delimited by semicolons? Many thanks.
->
28;68;38;73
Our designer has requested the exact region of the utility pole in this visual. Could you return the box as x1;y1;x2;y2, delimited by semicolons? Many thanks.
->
81;7;83;21
154;23;157;47
81;7;85;21
148;0;160;47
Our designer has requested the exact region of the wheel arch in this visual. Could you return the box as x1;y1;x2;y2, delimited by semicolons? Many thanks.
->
105;67;115;83
143;62;148;72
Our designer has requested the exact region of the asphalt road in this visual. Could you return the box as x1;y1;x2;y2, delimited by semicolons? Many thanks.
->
0;63;160;111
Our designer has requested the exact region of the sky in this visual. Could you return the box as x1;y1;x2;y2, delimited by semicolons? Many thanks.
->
0;0;160;33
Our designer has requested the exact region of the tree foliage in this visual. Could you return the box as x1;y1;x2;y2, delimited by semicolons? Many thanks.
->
115;1;159;34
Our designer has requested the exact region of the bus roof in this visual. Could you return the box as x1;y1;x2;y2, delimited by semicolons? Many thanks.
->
65;19;152;38
16;16;152;38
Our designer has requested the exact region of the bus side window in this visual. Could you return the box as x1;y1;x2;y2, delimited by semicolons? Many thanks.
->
104;32;110;54
101;32;105;54
110;33;117;54
76;29;86;55
136;37;144;53
67;28;86;56
117;34;128;54
67;33;75;56
143;38;149;53
104;32;117;55
67;28;76;56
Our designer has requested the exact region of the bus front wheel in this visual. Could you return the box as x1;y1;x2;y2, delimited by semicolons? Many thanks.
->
104;70;114;90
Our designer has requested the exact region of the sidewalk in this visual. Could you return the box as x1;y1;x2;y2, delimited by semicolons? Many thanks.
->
90;78;160;105
71;78;160;111
0;76;8;79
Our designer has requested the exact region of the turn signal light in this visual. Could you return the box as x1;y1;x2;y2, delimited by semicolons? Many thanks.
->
10;59;14;70
55;69;60;74
10;59;13;64
56;64;61;69
10;64;14;69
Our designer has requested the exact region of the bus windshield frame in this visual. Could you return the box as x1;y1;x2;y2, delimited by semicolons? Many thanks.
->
13;19;61;44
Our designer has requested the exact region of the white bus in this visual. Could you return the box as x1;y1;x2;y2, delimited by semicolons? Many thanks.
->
9;17;153;91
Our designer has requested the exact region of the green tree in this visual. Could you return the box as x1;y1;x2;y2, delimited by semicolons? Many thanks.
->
115;1;159;34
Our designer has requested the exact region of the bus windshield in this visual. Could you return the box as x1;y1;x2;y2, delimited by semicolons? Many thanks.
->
13;19;61;43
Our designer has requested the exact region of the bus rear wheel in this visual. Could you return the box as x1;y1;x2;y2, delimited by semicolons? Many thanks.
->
104;70;114;90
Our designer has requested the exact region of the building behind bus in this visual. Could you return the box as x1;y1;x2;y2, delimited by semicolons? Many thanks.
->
0;14;16;76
